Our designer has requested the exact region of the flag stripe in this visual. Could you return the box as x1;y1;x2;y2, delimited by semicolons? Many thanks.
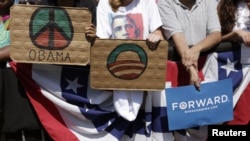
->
11;63;79;141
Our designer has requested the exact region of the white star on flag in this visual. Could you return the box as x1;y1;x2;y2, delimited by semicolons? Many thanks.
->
220;58;238;76
65;78;83;94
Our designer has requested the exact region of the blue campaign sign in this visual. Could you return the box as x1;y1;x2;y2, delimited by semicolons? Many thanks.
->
166;78;233;131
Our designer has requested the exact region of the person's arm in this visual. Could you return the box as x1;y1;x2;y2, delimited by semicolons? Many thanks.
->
222;30;250;46
150;27;164;40
158;0;201;89
186;0;222;68
193;31;221;52
182;0;221;68
188;31;221;67
222;31;240;42
170;31;221;91
145;0;164;50
85;23;96;44
0;46;10;61
171;32;201;90
171;32;190;62
158;0;191;57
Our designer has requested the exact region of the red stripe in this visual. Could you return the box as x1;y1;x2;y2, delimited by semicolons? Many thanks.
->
226;83;250;125
10;62;79;141
115;73;140;79
110;65;145;73
166;56;206;87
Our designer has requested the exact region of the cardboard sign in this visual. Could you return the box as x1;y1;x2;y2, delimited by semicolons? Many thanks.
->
10;5;92;66
166;79;233;131
90;39;168;90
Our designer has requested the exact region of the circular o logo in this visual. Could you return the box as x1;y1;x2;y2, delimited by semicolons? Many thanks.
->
179;102;187;110
29;7;73;50
107;43;147;80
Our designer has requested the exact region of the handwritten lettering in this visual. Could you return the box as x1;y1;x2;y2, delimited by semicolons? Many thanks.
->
29;49;71;62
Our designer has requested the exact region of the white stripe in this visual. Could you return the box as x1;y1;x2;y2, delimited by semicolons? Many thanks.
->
202;53;219;83
233;65;250;107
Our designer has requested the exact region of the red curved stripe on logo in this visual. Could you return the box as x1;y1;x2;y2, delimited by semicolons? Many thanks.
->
109;65;145;73
116;73;140;79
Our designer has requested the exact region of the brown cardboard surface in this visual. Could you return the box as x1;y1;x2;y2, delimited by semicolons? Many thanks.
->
10;5;92;66
90;39;168;91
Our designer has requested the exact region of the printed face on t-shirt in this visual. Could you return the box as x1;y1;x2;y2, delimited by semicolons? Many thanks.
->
111;15;139;39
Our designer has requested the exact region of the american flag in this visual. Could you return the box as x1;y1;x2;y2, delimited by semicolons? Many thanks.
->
10;62;173;141
200;50;250;125
9;45;250;140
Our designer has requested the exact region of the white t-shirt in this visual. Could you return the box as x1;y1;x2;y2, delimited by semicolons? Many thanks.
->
234;2;250;31
234;2;250;64
96;0;162;40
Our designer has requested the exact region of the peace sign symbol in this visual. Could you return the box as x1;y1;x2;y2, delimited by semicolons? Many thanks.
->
30;7;74;50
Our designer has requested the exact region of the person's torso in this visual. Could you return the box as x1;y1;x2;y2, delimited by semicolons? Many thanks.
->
170;0;209;45
97;0;161;40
